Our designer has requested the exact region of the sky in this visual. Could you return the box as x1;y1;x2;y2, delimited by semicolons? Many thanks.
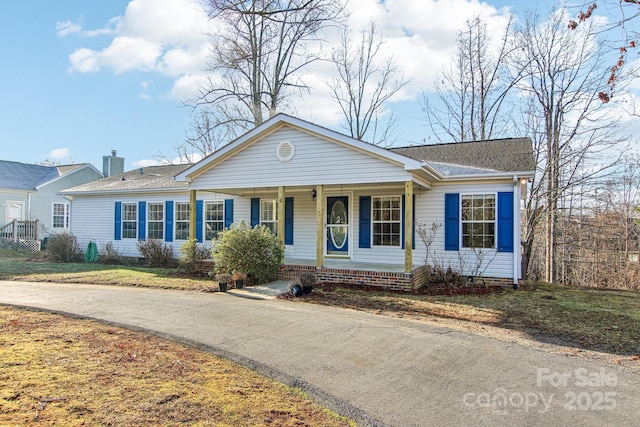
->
0;0;623;172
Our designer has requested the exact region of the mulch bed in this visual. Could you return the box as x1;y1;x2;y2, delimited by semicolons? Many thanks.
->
280;282;503;298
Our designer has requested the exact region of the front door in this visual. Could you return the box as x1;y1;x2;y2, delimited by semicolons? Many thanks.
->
6;201;24;223
326;196;349;256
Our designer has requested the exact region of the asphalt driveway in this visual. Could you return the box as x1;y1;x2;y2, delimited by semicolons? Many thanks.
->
1;280;639;426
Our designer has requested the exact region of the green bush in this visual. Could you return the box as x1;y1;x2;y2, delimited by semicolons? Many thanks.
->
47;232;80;263
212;221;283;284
137;239;175;267
178;238;211;275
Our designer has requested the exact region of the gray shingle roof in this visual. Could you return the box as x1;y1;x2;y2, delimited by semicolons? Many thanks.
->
63;164;191;193
390;137;535;173
0;160;87;190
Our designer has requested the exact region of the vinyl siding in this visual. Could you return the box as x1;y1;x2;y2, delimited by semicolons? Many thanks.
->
1;167;102;236
189;126;410;190
70;192;242;258
68;180;517;279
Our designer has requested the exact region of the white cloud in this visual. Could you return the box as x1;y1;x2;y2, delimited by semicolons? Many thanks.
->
49;148;71;159
131;158;166;168
66;0;512;121
56;20;82;37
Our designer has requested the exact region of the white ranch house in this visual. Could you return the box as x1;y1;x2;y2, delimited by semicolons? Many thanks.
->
63;114;535;290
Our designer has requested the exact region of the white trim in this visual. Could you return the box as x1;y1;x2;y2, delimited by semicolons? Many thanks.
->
371;194;403;248
204;200;225;241
51;202;70;229
174;201;190;241
513;176;521;284
175;114;427;182
459;192;497;250
121;202;138;239
6;200;24;222
146;201;165;241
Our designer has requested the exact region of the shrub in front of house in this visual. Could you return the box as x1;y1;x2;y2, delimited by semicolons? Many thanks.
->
178;238;210;274
212;221;283;285
47;232;80;263
138;239;175;267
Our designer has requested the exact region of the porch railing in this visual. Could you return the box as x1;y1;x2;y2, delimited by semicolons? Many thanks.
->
0;219;40;241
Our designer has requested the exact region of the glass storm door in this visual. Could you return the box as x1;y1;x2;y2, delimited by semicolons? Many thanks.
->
326;196;349;255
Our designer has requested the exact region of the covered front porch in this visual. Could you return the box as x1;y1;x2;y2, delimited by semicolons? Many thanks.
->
187;180;423;270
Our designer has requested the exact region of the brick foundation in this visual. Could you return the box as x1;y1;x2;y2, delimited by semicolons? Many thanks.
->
278;264;516;292
278;264;431;292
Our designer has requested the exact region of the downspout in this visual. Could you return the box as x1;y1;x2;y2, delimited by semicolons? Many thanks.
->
513;175;521;289
27;192;32;219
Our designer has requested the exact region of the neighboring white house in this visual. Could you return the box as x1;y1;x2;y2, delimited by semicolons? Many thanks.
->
0;160;103;243
63;114;535;289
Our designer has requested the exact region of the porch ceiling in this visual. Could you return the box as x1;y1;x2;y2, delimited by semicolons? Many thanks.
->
193;181;431;197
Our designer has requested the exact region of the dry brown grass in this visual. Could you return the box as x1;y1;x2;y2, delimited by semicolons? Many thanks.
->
285;283;640;362
0;306;353;426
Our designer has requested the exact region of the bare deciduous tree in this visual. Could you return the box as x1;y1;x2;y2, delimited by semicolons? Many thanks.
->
422;15;519;143
328;21;407;146
513;10;625;282
156;109;236;164
199;0;345;128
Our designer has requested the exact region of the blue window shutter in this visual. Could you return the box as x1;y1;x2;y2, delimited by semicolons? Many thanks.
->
497;192;514;253
284;197;294;245
165;201;174;242
359;196;371;248
114;202;122;241
251;198;260;227
445;193;459;251
138;201;146;240
196;200;203;242
224;199;234;229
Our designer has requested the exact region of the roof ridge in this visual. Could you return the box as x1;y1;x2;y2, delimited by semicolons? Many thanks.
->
392;137;529;150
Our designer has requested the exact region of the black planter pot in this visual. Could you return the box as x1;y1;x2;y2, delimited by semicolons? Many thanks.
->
219;282;228;292
235;279;244;289
291;284;303;297
302;285;313;295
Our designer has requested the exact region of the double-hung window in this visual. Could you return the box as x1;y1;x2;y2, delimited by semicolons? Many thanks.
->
372;196;402;246
205;201;224;240
147;202;164;240
52;203;70;229
461;194;495;249
261;200;277;234
122;203;137;239
175;202;190;240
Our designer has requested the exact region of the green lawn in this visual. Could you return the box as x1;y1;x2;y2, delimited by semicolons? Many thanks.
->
0;249;215;291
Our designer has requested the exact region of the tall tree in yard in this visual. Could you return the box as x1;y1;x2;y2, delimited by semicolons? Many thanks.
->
328;21;408;147
198;0;345;130
513;10;625;282
421;16;520;143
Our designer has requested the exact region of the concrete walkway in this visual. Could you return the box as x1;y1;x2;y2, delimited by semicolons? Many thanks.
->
1;280;639;427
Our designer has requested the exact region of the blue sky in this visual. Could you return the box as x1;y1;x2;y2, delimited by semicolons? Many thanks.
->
0;0;603;171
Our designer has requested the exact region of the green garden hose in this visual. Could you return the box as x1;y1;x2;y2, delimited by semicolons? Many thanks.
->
84;241;99;263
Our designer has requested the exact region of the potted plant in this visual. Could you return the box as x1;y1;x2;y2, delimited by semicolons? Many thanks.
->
300;272;315;294
288;277;303;297
215;273;232;292
232;271;247;289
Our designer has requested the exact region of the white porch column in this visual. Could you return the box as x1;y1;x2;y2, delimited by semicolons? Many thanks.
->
404;181;413;273
315;185;324;268
277;186;285;254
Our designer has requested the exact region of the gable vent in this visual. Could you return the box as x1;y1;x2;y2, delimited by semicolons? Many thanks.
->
276;141;295;162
